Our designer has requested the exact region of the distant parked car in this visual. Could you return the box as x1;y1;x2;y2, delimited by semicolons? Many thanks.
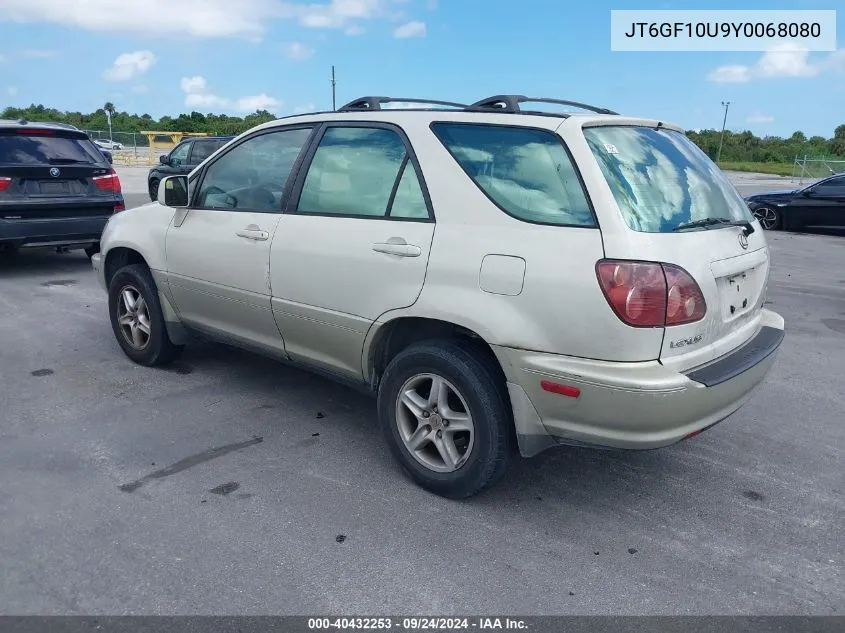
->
95;139;123;150
147;136;233;200
745;173;845;230
1;119;124;257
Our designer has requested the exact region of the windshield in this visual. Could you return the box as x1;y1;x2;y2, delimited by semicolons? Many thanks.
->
583;126;753;233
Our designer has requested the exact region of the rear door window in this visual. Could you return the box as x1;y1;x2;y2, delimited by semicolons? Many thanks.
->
431;123;595;226
0;131;103;165
583;126;753;233
189;141;217;165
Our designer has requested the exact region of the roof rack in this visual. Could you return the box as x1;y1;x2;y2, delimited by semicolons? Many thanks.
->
467;95;618;116
338;96;469;112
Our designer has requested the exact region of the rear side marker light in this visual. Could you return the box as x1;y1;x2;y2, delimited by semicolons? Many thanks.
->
93;168;122;193
540;380;581;398
596;260;707;328
113;202;125;213
0;177;11;192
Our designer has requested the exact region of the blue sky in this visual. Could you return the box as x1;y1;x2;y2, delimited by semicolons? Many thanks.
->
0;0;842;137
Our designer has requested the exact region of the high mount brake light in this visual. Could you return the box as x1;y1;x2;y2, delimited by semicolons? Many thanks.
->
596;260;706;328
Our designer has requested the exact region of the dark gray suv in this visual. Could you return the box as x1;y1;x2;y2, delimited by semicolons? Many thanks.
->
146;136;233;201
0;119;125;257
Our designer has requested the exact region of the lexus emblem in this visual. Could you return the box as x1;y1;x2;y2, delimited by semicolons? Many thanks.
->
738;232;749;250
49;168;60;178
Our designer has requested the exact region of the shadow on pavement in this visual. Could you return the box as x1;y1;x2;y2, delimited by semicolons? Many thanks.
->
0;248;93;277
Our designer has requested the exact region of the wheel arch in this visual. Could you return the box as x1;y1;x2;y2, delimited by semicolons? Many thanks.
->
363;316;506;391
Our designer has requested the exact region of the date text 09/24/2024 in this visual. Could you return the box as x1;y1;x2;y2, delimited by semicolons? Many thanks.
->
307;618;528;630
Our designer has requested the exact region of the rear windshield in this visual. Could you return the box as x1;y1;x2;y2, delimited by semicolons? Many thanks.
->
0;131;103;165
583;126;753;233
431;123;595;227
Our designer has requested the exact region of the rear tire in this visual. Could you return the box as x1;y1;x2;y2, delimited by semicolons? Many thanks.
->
108;263;183;366
752;206;781;230
148;178;160;202
377;340;515;499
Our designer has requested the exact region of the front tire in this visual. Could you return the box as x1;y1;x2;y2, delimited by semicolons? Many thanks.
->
377;341;515;498
108;264;183;366
752;206;781;230
148;178;160;202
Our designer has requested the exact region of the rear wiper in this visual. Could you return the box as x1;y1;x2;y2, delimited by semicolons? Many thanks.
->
673;217;755;236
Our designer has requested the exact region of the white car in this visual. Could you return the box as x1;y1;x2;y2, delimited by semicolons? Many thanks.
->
91;95;785;498
94;139;123;150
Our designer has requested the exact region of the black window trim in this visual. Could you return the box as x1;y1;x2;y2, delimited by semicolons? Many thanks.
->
428;120;599;230
187;124;318;214
284;121;435;223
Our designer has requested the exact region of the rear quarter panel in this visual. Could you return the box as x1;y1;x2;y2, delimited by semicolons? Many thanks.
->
373;121;665;362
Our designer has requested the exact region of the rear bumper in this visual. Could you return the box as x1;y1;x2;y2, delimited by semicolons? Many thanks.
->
0;216;110;247
494;308;785;457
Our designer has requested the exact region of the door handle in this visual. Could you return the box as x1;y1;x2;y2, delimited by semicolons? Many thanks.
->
372;241;422;257
236;226;269;241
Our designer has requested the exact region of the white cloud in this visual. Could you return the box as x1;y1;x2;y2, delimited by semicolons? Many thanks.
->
181;75;281;112
747;112;774;124
344;24;365;35
235;94;280;111
393;20;425;38
285;42;314;61
0;0;402;40
707;65;751;83
707;43;840;83
104;50;157;81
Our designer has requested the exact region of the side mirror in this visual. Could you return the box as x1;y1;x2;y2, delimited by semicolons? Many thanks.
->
801;189;813;198
158;175;189;207
159;154;170;165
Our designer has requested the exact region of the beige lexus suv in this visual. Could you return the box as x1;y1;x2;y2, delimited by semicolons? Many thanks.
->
92;95;785;498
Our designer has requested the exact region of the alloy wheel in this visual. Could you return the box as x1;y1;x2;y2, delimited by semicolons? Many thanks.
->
116;285;151;350
753;206;779;230
395;373;475;473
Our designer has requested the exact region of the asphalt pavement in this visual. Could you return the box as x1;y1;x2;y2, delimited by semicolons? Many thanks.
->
0;174;842;615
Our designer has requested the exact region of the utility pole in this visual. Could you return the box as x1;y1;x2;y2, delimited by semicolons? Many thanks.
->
716;100;731;164
331;66;337;112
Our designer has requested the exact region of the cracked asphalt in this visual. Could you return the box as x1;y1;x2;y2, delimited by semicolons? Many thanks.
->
0;179;842;615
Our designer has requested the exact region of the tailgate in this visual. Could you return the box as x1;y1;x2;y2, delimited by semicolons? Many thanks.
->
580;123;772;369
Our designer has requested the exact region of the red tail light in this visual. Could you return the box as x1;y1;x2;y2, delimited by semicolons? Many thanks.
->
0;177;11;192
596;260;706;328
93;168;122;193
113;202;125;213
663;263;707;325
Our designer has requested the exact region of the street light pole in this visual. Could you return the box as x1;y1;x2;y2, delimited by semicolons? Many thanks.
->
331;66;337;112
716;100;731;164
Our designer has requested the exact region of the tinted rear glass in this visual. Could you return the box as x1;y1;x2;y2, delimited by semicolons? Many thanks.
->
583;126;753;233
431;123;595;227
0;131;103;165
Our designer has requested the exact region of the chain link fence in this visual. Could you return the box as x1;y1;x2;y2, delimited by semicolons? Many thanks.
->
83;130;165;166
792;156;845;185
